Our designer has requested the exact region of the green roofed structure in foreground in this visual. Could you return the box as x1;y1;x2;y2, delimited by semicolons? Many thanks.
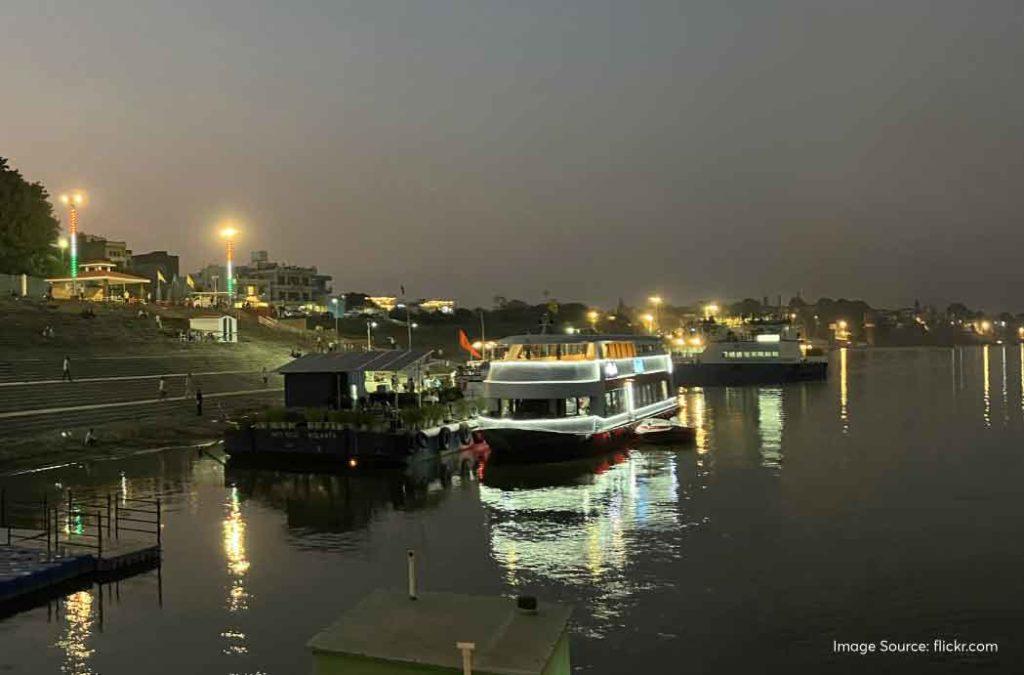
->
308;589;571;675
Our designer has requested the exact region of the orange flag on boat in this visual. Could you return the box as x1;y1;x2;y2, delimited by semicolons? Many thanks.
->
459;329;482;359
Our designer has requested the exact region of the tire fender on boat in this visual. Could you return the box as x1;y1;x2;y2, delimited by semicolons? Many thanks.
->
438;426;452;450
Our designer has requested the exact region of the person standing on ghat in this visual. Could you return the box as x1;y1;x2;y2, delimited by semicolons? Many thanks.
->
61;355;72;382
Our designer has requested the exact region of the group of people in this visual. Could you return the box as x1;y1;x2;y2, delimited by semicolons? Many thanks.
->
157;372;205;415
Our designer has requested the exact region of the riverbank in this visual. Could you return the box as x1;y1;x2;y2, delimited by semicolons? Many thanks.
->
0;297;296;473
0;395;273;475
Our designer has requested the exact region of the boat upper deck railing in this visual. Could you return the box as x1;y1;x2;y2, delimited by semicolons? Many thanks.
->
486;353;672;385
496;335;666;362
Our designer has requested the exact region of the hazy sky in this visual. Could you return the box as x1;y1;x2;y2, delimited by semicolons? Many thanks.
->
4;1;1023;310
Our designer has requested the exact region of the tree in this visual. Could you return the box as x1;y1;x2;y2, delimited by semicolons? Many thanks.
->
0;157;62;276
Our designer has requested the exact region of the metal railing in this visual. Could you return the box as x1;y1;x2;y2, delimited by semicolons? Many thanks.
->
1;488;162;560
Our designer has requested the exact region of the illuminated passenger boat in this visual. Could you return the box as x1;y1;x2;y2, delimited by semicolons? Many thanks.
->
476;334;680;462
673;323;827;386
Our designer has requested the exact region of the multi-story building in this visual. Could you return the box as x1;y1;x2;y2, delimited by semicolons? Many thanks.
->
78;233;130;269
130;250;179;284
234;251;332;309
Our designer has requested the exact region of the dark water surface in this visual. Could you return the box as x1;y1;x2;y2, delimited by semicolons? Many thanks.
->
1;347;1022;674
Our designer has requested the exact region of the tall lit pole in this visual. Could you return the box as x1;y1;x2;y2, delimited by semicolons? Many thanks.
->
331;298;340;338
366;320;377;350
397;303;415;350
57;237;69;266
219;225;239;306
59;191;86;293
649;295;663;334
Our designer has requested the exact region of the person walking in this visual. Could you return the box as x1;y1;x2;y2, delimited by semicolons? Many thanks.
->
261;366;269;387
158;376;167;400
83;428;97;447
195;387;203;416
61;355;72;382
184;372;194;395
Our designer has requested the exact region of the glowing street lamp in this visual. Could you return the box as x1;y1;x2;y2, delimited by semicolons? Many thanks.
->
703;303;719;320
57;237;69;265
587;310;599;332
219;225;239;302
648;295;663;333
641;313;655;334
366;320;378;350
59;191;86;290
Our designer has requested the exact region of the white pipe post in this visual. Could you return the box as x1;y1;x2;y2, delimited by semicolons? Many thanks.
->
407;549;417;600
456;642;476;675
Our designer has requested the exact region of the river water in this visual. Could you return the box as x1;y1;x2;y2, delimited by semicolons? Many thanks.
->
1;346;1021;674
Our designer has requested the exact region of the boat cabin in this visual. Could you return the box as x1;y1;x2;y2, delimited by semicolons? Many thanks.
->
480;335;676;431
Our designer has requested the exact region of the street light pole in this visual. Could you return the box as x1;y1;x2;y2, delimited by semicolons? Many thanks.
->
479;309;486;360
649;295;663;334
332;298;340;339
59;192;86;295
366;321;376;350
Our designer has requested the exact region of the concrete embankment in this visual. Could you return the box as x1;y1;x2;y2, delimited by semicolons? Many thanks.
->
0;297;299;473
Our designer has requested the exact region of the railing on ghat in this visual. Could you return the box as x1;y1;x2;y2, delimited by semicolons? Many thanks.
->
0;488;163;560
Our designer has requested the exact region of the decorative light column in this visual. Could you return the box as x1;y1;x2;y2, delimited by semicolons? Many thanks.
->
219;226;239;304
59;191;86;292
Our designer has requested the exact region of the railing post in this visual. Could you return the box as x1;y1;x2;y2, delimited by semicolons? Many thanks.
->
1;487;5;528
97;511;103;558
53;507;59;554
156;497;162;548
66;490;73;530
46;504;51;557
106;494;112;538
114;498;119;539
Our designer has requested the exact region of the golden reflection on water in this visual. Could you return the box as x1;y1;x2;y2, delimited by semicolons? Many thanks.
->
839;348;849;433
1001;345;1009;425
221;487;250;655
677;388;708;453
983;345;991;428
56;590;95;674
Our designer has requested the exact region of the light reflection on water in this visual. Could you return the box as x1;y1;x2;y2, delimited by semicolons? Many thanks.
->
480;450;690;635
56;590;95;675
222;486;250;655
0;347;1021;673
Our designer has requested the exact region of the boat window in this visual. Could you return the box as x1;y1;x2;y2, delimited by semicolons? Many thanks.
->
559;343;592;361
632;380;670;408
723;350;780;359
604;388;627;415
488;398;591;419
565;396;591;416
636;342;662;355
601;342;636;359
503;342;595;361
